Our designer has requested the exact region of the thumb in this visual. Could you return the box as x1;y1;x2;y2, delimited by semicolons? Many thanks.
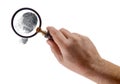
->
47;40;63;63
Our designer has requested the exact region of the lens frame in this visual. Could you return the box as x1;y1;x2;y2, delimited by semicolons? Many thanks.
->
11;7;42;38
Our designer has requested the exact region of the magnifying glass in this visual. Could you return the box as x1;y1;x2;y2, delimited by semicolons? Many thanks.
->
11;7;52;39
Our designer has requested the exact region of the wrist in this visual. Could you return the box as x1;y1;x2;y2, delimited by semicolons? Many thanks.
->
86;58;120;84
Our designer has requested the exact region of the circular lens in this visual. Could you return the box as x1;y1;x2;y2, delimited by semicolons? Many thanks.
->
11;7;42;38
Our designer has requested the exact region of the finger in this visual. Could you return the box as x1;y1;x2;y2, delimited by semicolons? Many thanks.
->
72;33;87;39
72;33;81;37
60;28;72;39
47;40;63;63
47;26;66;48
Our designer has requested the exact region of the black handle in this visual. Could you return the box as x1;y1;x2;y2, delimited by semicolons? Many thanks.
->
44;31;53;40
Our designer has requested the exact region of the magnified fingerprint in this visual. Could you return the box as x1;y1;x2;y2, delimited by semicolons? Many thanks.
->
22;12;38;33
20;12;38;44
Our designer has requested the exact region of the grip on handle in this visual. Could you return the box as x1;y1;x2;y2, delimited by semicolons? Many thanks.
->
45;31;52;40
36;27;52;40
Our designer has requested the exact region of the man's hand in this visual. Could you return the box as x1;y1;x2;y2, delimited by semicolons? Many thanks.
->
47;26;120;84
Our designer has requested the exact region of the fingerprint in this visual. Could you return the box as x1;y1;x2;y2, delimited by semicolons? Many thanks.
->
22;12;38;33
20;12;38;44
21;38;28;44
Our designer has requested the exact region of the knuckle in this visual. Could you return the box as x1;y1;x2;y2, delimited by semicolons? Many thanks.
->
59;28;65;31
83;36;89;40
70;37;78;43
64;38;77;48
52;31;58;36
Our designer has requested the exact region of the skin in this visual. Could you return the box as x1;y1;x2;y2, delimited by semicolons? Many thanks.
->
46;26;120;84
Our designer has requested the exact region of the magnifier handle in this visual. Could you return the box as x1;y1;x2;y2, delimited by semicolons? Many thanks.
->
36;27;52;40
45;31;53;40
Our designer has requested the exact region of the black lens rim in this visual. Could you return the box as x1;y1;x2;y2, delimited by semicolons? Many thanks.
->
11;7;42;38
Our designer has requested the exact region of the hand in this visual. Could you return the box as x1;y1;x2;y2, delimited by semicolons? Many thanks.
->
46;26;120;84
46;26;101;76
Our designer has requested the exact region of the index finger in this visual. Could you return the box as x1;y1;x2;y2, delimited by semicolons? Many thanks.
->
47;26;67;48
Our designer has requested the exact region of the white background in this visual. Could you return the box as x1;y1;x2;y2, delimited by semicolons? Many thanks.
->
0;0;120;84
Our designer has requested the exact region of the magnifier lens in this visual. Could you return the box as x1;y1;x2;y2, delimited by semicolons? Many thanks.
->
11;7;52;40
12;8;41;38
